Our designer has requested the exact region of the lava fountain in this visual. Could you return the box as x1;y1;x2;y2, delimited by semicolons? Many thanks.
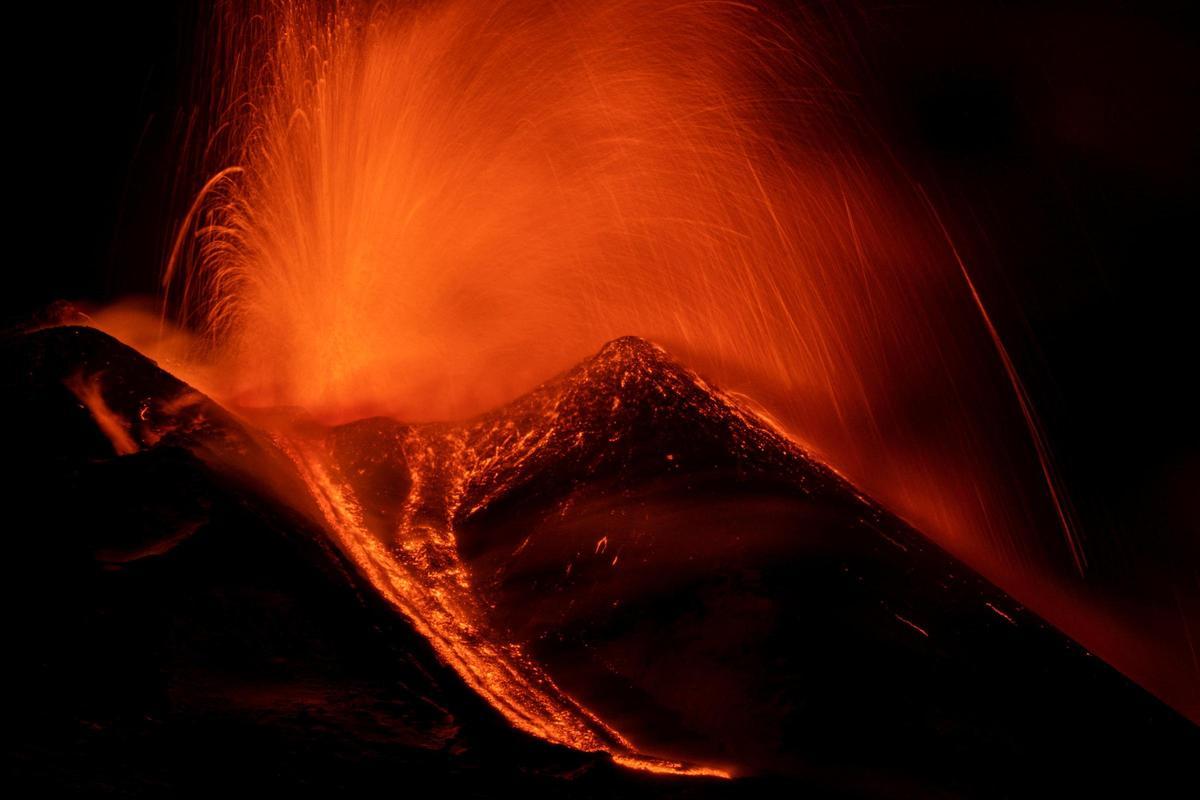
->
82;0;1193;775
121;0;1082;574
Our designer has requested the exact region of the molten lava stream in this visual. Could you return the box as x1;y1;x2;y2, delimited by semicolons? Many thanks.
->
87;0;1192;760
274;431;729;778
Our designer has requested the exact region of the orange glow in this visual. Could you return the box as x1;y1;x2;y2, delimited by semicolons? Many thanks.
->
126;0;1062;579
87;0;1198;766
274;425;731;777
65;371;140;456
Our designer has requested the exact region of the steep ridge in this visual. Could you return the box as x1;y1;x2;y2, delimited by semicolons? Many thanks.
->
4;325;1195;796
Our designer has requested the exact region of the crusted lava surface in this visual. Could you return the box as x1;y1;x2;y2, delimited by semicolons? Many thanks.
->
3;326;1196;797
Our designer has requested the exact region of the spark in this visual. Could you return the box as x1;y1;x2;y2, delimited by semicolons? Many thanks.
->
985;602;1016;625
893;613;930;638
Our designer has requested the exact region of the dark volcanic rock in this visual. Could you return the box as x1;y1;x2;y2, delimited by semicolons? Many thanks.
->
3;326;1196;798
1;327;726;797
441;336;1198;795
455;337;837;527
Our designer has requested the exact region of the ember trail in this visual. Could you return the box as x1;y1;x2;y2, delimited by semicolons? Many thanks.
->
79;0;1189;780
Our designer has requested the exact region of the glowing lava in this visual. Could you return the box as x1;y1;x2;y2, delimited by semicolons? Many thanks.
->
86;0;1197;768
272;350;745;777
107;0;1086;596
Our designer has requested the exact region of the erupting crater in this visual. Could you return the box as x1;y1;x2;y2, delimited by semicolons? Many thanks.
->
6;324;1194;795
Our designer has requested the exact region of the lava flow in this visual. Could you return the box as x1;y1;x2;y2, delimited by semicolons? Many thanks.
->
275;425;730;778
265;334;851;777
12;324;1194;792
104;0;1087;596
78;0;1196;772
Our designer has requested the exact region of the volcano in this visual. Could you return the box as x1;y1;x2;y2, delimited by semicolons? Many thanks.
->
4;325;1195;797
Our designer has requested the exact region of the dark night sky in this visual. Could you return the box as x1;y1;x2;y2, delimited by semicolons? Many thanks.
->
5;0;1197;689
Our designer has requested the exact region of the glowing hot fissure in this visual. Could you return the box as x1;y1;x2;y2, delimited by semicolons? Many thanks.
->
274;429;730;778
